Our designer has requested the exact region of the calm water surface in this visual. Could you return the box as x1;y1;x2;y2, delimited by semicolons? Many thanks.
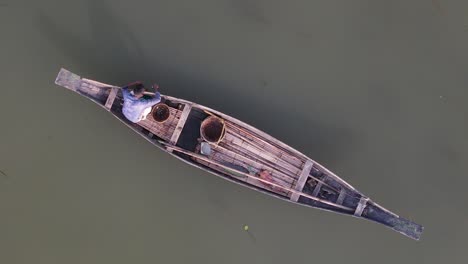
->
1;0;468;263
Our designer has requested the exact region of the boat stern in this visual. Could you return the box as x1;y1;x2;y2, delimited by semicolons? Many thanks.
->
55;68;82;91
362;202;423;240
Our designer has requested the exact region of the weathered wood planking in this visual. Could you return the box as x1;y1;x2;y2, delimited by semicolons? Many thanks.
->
104;87;119;110
212;144;294;186
169;104;192;145
220;145;295;185
55;68;80;91
191;146;290;195
163;143;353;211
226;123;305;168
138;107;182;141
196;154;292;196
354;197;369;217
79;81;111;102
227;122;305;163
221;131;302;182
190;142;292;190
336;188;347;205
200;143;293;187
245;176;290;196
220;137;296;182
169;98;369;200
224;131;302;177
290;160;314;202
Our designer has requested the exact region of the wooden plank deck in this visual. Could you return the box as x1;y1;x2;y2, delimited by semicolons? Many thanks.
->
169;104;192;145
104;87;119;110
190;119;314;196
137;106;182;142
336;188;347;205
225;123;305;168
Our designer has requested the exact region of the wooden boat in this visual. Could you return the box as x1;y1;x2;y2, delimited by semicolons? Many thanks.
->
55;68;423;240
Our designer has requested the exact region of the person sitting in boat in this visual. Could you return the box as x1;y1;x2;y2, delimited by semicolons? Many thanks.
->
122;81;161;123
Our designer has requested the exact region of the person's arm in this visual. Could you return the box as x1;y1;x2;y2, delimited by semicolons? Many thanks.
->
121;86;131;98
141;92;161;108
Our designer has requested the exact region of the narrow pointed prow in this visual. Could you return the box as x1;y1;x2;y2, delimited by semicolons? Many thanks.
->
388;215;423;241
361;201;423;240
55;68;81;91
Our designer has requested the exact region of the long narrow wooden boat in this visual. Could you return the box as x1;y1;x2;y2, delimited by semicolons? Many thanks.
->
54;68;423;240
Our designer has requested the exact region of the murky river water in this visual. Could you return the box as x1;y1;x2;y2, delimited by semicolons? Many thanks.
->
1;0;468;263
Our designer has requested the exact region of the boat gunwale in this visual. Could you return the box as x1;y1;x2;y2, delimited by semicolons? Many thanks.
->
54;70;362;210
54;68;423;240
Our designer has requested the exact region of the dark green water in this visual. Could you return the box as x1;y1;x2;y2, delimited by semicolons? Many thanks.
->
1;0;468;263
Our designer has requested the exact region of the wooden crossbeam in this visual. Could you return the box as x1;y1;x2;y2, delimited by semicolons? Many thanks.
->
336;188;347;205
312;180;324;197
354;197;369;216
289;160;314;202
104;87;119;110
169;104;192;145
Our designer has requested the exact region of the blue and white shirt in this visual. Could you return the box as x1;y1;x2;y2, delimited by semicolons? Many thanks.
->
122;87;161;123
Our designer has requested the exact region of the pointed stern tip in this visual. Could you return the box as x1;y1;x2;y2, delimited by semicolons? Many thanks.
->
390;217;424;241
55;68;81;91
54;68;69;85
363;203;423;241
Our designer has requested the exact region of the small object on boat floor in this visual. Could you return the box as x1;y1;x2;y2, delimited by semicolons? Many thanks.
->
258;170;283;193
244;225;249;231
201;116;225;143
200;142;212;156
152;103;170;123
220;162;249;179
307;179;317;188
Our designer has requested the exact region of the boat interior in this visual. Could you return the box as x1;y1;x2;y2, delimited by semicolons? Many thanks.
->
55;68;423;240
57;69;363;212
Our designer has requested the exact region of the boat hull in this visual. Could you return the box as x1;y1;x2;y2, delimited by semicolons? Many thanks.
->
54;68;423;240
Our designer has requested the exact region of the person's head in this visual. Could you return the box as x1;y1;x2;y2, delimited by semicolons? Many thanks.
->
133;84;145;98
